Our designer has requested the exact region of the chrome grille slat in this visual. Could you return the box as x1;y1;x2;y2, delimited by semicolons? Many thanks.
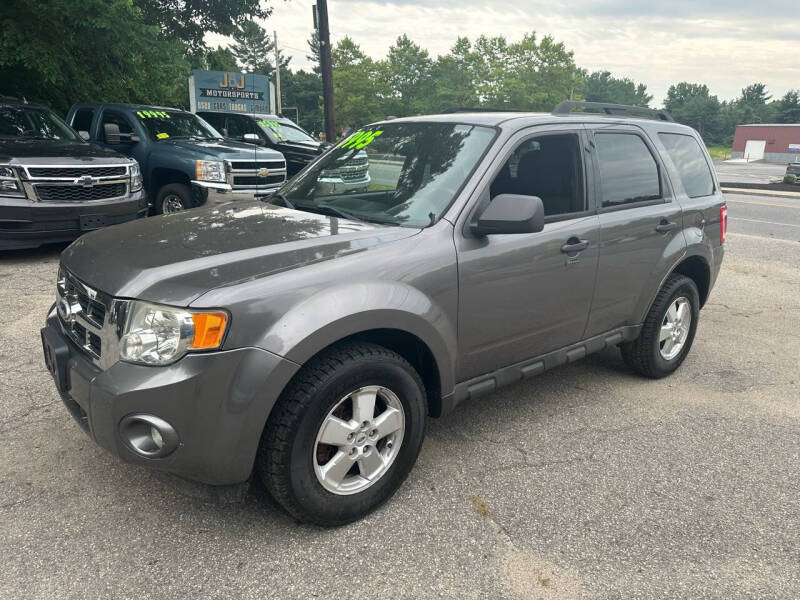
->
36;182;127;203
28;166;127;178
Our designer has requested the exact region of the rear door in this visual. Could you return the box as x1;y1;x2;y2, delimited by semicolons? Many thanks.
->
456;125;600;379
583;125;686;337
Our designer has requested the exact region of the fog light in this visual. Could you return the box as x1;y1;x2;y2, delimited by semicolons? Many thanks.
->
150;425;164;449
119;414;178;458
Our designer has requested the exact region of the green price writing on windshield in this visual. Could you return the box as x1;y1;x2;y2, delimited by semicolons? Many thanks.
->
137;110;171;119
258;120;280;128
341;130;383;150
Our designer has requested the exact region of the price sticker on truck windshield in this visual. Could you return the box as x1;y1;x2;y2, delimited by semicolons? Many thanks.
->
137;110;171;119
341;130;383;150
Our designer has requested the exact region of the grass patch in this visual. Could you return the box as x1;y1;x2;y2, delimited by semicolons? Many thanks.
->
707;145;732;160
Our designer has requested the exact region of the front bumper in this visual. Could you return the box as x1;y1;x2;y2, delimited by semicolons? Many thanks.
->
0;190;148;250
41;310;299;485
192;180;282;205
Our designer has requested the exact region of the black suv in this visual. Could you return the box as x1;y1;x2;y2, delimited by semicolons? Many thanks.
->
0;98;147;250
198;111;324;177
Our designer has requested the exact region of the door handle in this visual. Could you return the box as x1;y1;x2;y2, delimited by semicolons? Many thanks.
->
655;220;678;233
560;238;589;254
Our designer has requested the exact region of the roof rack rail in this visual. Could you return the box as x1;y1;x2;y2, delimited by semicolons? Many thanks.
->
441;106;523;114
552;101;674;122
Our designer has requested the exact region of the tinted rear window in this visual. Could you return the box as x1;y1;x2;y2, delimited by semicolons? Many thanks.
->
595;133;661;208
659;133;714;198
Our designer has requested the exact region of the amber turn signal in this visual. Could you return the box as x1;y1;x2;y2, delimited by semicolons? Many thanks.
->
190;312;228;349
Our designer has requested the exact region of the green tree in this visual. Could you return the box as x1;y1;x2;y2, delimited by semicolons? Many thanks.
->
281;69;322;132
582;71;652;106
230;21;275;76
0;0;189;113
776;90;800;123
428;37;479;111
736;83;774;124
664;83;723;142
205;47;239;72
331;37;387;127
385;35;434;116
134;0;271;52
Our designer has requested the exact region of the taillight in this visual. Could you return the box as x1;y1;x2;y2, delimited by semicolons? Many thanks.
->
720;205;727;244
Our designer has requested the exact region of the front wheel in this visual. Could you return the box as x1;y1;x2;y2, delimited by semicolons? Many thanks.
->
155;183;191;215
257;342;427;526
621;273;700;378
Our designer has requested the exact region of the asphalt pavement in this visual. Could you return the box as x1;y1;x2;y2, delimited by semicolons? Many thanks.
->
725;193;800;242
714;160;788;184
1;198;799;599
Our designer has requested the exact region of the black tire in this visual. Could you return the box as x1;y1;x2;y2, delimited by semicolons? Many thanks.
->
621;274;700;378
155;183;191;214
257;342;427;526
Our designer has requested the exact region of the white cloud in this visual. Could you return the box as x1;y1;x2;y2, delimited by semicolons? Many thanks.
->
206;0;800;106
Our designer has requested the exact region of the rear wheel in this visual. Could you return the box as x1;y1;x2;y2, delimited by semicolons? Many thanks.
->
621;274;700;378
257;342;427;526
155;183;191;214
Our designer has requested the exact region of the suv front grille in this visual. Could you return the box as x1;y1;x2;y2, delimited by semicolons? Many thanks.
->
36;183;126;202
227;159;287;190
28;166;127;178
57;269;109;361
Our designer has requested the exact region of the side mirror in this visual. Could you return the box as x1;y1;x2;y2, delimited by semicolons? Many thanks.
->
78;130;90;141
470;194;545;236
220;128;229;137
243;133;262;144
103;123;121;145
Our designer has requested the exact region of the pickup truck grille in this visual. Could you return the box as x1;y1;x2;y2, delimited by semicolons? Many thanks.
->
228;160;285;170
36;183;127;203
233;174;285;186
227;159;287;190
28;166;127;178
57;269;110;362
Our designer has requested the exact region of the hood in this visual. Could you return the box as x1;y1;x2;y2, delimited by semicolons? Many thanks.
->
61;201;420;306
157;138;284;161
0;139;128;164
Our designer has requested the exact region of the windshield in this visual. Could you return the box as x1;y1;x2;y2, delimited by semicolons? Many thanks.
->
257;119;315;144
0;106;80;141
134;109;221;141
277;122;496;227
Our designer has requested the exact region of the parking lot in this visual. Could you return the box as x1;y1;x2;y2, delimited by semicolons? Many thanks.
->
1;198;799;599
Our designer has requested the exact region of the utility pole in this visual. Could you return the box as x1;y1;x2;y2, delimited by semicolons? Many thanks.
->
274;30;282;115
315;0;335;142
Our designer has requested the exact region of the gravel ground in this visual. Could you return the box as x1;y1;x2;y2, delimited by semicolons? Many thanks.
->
1;231;798;600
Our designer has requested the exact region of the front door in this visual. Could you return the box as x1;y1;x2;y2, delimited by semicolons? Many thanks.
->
456;127;600;380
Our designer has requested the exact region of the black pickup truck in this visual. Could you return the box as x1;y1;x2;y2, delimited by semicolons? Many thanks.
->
0;98;147;250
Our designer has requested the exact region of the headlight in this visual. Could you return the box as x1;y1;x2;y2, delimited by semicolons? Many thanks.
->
130;161;143;192
195;160;226;183
0;166;26;198
119;300;228;365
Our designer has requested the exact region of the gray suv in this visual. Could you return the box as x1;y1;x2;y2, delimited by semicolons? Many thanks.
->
41;102;726;526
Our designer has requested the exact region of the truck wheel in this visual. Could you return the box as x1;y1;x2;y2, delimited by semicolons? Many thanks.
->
257;342;427;526
621;274;700;378
155;183;191;214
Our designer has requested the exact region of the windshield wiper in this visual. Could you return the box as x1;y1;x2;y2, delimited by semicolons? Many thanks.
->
295;202;398;225
265;191;295;210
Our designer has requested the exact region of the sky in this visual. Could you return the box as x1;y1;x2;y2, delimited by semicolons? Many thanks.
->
206;0;800;107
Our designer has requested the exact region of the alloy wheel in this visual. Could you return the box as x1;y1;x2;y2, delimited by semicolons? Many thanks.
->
313;385;405;495
659;296;691;360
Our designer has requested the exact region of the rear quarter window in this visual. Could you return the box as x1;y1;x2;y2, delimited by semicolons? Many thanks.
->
658;133;715;198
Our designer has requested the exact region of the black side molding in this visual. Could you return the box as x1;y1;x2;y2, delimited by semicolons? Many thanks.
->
441;325;642;415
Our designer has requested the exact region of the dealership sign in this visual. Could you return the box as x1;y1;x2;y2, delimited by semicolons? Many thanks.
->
189;70;274;114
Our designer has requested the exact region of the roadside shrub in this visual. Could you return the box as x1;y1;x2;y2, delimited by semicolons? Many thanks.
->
783;174;798;185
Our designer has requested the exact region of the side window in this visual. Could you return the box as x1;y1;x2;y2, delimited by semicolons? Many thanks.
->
99;110;134;143
658;133;714;198
200;112;224;132
595;133;661;208
225;116;257;139
489;133;586;217
71;108;94;133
